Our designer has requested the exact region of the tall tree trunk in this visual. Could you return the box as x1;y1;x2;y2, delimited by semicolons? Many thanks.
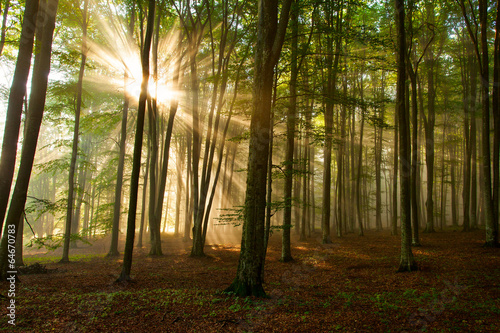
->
392;110;399;236
137;135;150;248
0;0;58;279
492;0;500;243
375;73;385;234
61;0;89;263
322;2;342;244
117;0;155;282
356;87;365;236
174;138;185;237
462;32;473;232
281;1;298;260
225;0;292;297
109;10;135;256
395;0;417;272
0;0;39;235
479;0;497;246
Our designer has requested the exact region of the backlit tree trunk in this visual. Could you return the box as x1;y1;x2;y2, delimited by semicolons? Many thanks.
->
225;0;292;297
117;0;155;282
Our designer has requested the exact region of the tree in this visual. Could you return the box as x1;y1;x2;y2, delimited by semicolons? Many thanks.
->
281;0;298;262
422;1;437;234
117;0;155;282
0;0;10;56
61;0;89;263
321;0;343;244
395;0;417;272
0;0;39;237
108;4;135;257
225;0;292;297
0;0;58;279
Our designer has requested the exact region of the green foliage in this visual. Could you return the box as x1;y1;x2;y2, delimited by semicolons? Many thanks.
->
27;232;92;251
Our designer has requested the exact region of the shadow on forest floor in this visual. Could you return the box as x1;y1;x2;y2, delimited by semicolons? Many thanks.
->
1;229;499;332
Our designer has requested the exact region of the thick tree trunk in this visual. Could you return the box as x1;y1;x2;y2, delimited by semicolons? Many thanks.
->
0;0;58;279
0;0;39;235
395;0;417;272
478;0;497;247
225;0;292;297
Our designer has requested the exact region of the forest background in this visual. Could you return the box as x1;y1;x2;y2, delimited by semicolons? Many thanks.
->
0;0;499;325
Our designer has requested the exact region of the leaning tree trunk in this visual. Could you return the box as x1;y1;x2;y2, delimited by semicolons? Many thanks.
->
0;0;58;280
0;0;39;236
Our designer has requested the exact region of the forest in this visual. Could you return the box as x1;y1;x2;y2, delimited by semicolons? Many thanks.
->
0;0;499;331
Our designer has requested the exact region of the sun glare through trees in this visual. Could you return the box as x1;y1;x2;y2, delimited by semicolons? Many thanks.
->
0;0;499;331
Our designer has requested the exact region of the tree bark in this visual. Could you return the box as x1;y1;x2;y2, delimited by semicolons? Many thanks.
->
225;0;292;297
395;0;417;272
0;0;39;236
0;0;58;279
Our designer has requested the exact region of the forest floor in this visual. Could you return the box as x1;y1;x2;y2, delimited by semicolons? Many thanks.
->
1;228;500;332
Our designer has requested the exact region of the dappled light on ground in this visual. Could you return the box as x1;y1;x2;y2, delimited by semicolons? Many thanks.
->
2;230;499;332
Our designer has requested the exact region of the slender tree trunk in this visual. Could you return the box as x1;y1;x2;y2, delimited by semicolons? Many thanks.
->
392;110;399;236
462;34;472;232
322;3;342;244
137;135;150;248
264;110;274;254
281;1;298;260
117;0;155;282
0;0;10;57
451;145;458;227
174;138;185;237
356;91;365;236
61;0;89;263
109;10;135;256
492;0;500;243
109;80;130;256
